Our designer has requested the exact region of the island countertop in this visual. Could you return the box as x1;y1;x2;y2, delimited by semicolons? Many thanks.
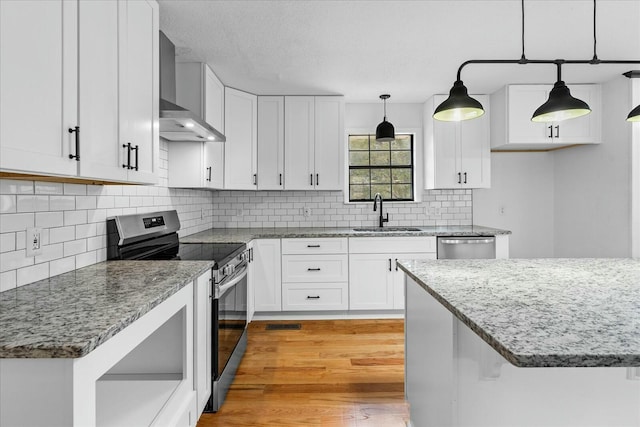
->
398;258;640;368
180;225;510;244
0;260;213;359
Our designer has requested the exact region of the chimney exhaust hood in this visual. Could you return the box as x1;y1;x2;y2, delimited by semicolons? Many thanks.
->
159;31;225;143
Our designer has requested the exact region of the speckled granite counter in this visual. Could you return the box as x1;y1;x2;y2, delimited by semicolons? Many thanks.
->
398;258;640;368
180;225;510;244
0;261;213;358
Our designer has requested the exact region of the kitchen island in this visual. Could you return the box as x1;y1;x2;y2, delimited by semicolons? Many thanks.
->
398;258;640;427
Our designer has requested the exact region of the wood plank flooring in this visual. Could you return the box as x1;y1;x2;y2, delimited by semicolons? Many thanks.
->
197;319;408;427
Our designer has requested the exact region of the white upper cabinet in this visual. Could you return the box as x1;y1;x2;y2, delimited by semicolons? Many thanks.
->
168;141;222;189
0;0;159;184
225;88;257;190
283;96;344;190
257;96;285;190
424;94;491;189
491;84;602;151
0;0;78;177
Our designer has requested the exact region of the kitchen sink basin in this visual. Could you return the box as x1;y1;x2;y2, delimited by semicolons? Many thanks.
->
352;227;422;232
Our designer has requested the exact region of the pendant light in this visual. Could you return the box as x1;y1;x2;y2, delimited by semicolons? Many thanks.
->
531;65;591;122
376;94;395;142
624;71;640;122
433;80;484;122
433;0;640;123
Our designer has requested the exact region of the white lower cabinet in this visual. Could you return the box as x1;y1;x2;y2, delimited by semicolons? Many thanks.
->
349;237;436;310
252;239;282;312
280;238;348;311
193;270;212;416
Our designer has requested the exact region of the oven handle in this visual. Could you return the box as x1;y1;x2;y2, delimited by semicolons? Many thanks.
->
217;264;248;298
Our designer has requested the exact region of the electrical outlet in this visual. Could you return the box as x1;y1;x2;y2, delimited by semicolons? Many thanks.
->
499;206;506;216
303;207;312;217
26;227;42;257
236;209;244;217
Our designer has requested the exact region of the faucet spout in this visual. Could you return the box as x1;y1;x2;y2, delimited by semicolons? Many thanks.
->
373;193;389;227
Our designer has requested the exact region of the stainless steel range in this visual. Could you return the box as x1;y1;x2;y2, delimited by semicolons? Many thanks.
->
106;210;248;412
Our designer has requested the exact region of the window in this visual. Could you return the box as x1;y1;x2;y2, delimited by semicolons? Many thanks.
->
348;134;414;202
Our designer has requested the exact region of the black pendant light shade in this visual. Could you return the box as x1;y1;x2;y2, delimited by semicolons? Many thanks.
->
531;81;591;122
376;94;395;142
433;80;485;122
627;104;640;122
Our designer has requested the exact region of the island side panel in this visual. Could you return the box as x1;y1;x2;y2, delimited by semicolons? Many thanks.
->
405;275;456;427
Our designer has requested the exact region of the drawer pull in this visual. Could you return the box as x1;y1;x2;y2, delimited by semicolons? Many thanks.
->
306;295;320;299
307;268;321;271
307;244;321;248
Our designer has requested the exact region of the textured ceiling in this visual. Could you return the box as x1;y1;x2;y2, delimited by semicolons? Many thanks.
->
158;0;640;103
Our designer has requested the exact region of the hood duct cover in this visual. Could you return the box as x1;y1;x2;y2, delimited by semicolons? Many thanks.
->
159;31;226;143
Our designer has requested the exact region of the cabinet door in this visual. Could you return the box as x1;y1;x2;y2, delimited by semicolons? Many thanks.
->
349;253;394;310
120;0;158;184
314;97;344;190
253;239;282;312
168;142;205;188
0;0;78;176
430;95;460;189
459;95;490;189
507;85;554;144
224;88;257;190
204;66;225;134
204;141;224;189
194;271;212;415
78;0;128;182
284;96;315;190
257;96;285;190
392;252;436;310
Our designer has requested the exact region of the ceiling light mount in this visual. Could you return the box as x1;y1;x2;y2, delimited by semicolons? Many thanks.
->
376;94;395;142
434;0;640;123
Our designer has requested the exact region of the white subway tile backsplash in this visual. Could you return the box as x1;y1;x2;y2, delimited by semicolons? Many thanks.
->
76;223;97;239
36;212;64;228
64;210;87;226
0;250;33;273
35;181;63;195
34;243;63;263
49;256;76;277
0;195;17;213
63;183;87;196
63;239;87;257
50;226;76;244
0;180;33;195
0;270;17;292
0;213;34;233
17;263;49;287
76;251;96;269
0;233;16;253
15;231;26;250
76;196;97;210
50;196;76;211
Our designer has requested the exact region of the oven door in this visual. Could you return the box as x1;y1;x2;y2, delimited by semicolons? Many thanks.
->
213;263;248;379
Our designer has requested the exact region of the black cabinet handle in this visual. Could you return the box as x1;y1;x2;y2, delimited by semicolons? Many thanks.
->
279;173;282;186
68;126;80;161
310;173;313;186
388;258;392;271
133;145;139;171
316;173;319;186
253;173;257;185
307;268;321;271
395;258;398;271
122;143;132;169
555;125;560;138
457;172;461;184
463;172;467;184
307;244;320;248
206;167;212;182
548;125;553;138
306;295;320;299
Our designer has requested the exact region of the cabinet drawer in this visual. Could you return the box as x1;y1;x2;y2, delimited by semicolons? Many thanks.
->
349;237;436;254
282;283;348;311
281;238;348;255
281;254;348;283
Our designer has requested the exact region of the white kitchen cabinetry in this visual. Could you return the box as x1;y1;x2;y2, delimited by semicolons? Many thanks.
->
0;0;159;184
225;88;257;190
281;238;349;311
424;94;491;189
491;84;602;151
176;63;225;134
284;96;344;190
257;96;285;190
194;270;212;416
349;237;436;310
252;239;282;312
168;141;223;189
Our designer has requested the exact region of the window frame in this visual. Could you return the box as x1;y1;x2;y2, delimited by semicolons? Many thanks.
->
346;132;416;203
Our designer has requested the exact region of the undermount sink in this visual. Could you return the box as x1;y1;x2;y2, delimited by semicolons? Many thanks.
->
352;227;422;232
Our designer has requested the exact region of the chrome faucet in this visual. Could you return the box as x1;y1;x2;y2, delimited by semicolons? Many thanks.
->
373;193;389;228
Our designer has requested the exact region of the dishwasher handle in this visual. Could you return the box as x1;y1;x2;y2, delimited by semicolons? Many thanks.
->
439;238;495;245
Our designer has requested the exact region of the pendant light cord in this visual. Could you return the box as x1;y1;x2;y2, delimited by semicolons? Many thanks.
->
520;0;526;62
592;0;599;62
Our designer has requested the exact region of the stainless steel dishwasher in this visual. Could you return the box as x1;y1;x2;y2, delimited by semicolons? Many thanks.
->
437;236;496;259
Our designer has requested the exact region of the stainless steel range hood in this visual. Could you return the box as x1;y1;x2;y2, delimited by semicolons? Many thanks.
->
159;31;225;143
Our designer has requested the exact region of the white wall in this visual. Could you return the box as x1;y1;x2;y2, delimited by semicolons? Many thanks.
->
553;76;633;258
473;152;555;258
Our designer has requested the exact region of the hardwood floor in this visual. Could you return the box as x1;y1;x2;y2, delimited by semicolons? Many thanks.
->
197;319;408;427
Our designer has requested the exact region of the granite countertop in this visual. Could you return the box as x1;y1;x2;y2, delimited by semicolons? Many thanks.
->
0;261;213;358
398;258;640;368
180;225;510;244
